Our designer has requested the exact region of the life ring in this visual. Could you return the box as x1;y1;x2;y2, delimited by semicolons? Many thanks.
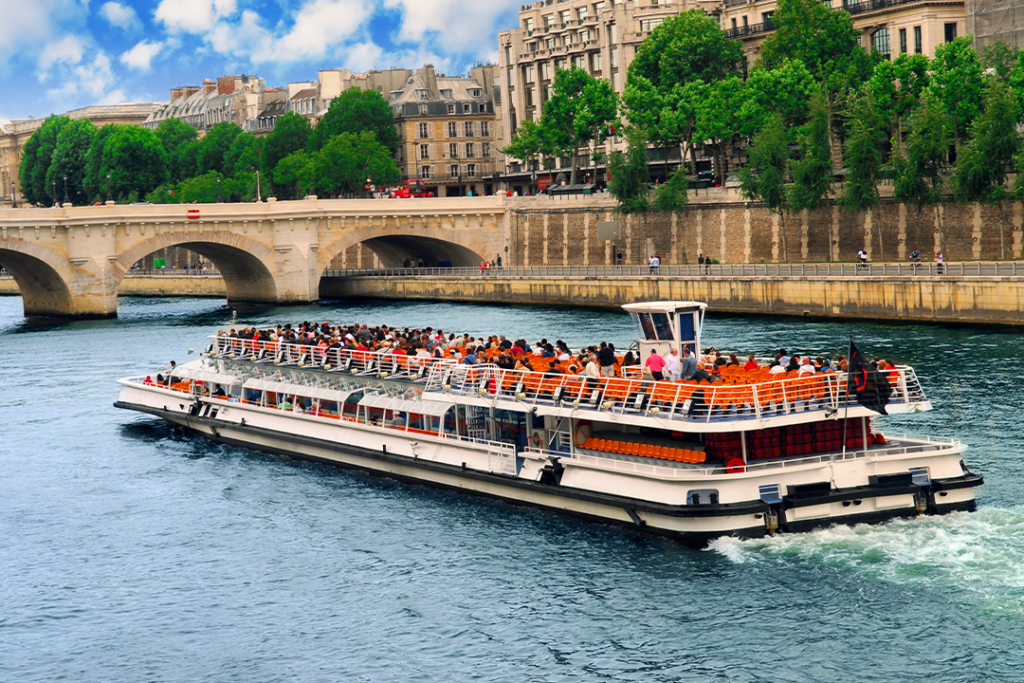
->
725;457;746;474
574;420;593;447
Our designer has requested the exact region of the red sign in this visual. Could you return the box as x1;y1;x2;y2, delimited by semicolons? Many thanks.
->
187;209;201;220
537;175;552;191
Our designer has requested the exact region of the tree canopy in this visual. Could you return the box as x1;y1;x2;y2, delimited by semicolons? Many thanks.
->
310;131;401;198
47;119;96;205
19;116;71;205
309;88;399;154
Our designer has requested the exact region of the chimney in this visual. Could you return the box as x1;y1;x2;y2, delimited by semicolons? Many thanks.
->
203;79;216;95
421;64;438;96
218;76;236;96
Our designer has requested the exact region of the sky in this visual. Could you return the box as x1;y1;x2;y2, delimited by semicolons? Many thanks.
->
0;0;521;120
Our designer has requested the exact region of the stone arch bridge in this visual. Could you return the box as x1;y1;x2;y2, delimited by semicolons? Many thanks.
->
0;197;508;318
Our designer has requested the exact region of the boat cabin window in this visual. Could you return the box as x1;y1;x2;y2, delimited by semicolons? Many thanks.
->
631;312;674;341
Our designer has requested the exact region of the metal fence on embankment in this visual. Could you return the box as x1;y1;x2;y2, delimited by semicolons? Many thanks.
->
323;261;1024;279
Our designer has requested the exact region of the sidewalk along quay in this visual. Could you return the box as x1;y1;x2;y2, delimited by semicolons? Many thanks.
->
320;263;1024;327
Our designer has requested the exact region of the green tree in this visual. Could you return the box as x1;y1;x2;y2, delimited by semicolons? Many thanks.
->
196;122;241;176
758;0;875;162
954;80;1020;259
654;166;689;214
693;76;746;186
309;88;399;154
865;53;930;151
224;131;262;178
171;139;200;182
47;119;96;205
19;115;71;205
261;112;311;181
788;89;834;254
531;67;618;184
929;36;985;150
154;118;198;181
310;131;401;198
983;40;1019;81
83;124;121;201
273;150;309;200
838;91;887;259
740;59;816;135
891;93;951;246
608;127;651;260
99;126;169;200
738;115;792;261
622;9;743;171
501;119;549;174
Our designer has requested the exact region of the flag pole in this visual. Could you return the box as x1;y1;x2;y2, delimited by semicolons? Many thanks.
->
842;337;852;456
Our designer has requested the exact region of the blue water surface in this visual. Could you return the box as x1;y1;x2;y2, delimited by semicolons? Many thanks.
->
1;295;1023;683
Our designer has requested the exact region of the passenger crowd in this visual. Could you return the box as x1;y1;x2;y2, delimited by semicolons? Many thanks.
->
216;323;896;385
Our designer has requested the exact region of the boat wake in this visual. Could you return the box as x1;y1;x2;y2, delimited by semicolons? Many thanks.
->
709;506;1024;614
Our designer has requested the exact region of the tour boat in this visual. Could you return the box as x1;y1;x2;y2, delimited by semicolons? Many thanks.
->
114;301;982;545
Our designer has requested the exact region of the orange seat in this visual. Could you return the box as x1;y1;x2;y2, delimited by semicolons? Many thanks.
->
629;442;640;456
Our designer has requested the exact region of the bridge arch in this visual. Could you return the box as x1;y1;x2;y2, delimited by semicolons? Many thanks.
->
318;223;488;271
0;239;76;317
116;231;278;303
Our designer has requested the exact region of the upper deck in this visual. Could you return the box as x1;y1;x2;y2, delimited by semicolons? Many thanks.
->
205;335;930;432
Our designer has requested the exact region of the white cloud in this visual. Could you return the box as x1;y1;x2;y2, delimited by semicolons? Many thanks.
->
44;49;121;109
120;40;163;71
100;2;140;29
38;35;86;71
155;0;237;33
0;0;84;66
383;0;519;50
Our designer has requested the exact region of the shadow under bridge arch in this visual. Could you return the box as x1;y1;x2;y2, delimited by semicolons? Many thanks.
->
358;235;484;268
118;237;278;304
0;242;75;317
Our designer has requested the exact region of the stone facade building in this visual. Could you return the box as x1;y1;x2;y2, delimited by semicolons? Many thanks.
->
722;0;966;64
966;0;1024;52
391;64;499;197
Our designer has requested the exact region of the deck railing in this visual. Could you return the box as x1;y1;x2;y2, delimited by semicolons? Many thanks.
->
207;336;927;426
323;261;1024;279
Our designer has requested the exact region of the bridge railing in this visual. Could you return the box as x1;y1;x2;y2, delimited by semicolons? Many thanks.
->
323;261;1024;279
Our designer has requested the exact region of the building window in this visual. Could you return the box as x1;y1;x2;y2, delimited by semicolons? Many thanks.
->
417;90;429;99
441;89;452;99
463;103;471;113
449;143;459;158
542;63;552;80
419;144;429;159
450;164;459;178
544;14;554;29
470;89;481;97
593;1;604;10
526;87;535;107
578;6;587;20
560;10;571;24
503;45;511;65
418;104;427;115
481;121;490;137
528;42;536;52
580;29;590;42
899;28;907;54
640;18;663;32
524;17;533;31
466;142;475;157
421;165;431;178
418;122;429;138
546;38;555;50
447;121;457;137
482;142;491;157
871;28;890;59
464;121;474;137
610;47;618;68
914;26;922;54
609;22;616;42
945;23;957;43
467;164;477;177
526;65;535;83
448;104;455;114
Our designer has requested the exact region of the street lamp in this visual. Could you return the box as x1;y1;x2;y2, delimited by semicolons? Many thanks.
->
106;172;112;203
63;175;70;206
307;169;314;198
11;182;17;209
216;177;223;203
253;168;261;201
52;179;56;206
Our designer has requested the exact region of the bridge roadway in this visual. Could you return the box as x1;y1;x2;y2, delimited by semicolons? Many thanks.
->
320;263;1024;327
0;197;507;318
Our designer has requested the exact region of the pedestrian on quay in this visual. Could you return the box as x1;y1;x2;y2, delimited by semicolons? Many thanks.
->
697;253;705;275
936;251;944;275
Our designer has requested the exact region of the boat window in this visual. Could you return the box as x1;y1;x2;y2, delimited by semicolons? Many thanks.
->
687;489;719;505
678;312;695;344
632;312;658;340
651;313;674;342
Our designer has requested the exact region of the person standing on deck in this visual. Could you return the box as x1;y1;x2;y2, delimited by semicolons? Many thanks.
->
645;349;667;381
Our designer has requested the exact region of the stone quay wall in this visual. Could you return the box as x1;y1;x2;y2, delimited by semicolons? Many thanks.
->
322;274;1024;327
0;275;226;298
491;192;1024;268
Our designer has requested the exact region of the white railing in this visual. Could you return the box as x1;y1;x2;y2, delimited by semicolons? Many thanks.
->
207;335;928;426
525;436;960;479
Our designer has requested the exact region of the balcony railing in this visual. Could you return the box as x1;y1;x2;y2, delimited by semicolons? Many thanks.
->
725;18;775;39
842;0;931;16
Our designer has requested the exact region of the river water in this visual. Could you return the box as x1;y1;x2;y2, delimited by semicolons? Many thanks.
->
2;295;1023;682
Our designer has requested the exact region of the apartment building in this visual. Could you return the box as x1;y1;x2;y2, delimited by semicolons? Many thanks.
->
496;0;719;190
391;64;499;197
722;0;966;63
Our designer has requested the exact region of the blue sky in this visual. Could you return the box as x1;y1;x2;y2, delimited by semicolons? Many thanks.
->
0;0;521;120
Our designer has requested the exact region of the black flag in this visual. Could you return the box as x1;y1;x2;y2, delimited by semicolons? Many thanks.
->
847;339;892;415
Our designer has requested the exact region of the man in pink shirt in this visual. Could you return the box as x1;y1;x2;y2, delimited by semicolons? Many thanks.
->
645;349;667;381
